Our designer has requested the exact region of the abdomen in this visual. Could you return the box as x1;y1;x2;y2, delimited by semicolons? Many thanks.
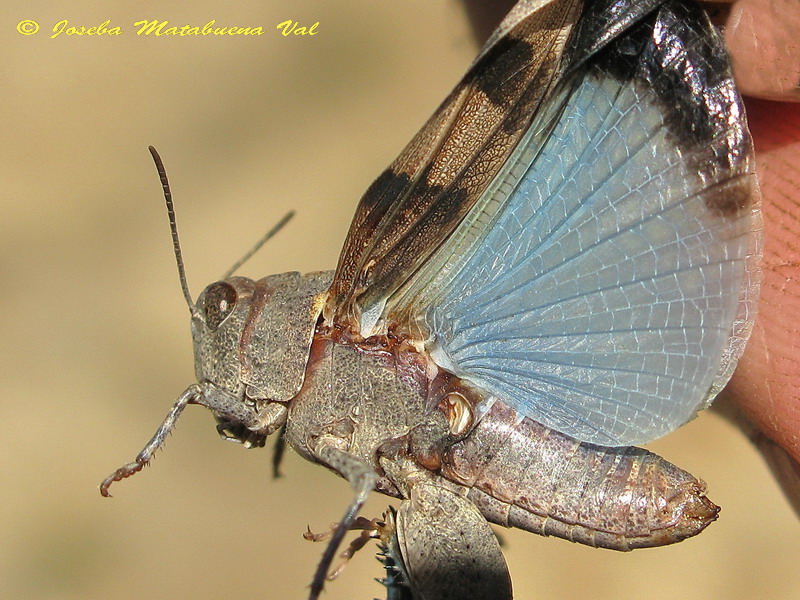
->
439;400;719;550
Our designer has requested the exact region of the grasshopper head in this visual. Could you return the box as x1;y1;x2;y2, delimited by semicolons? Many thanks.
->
191;272;331;444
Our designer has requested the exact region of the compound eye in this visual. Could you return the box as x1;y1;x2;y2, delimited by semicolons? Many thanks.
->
202;282;237;331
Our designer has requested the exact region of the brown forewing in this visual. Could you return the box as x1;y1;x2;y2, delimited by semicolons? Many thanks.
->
326;0;582;335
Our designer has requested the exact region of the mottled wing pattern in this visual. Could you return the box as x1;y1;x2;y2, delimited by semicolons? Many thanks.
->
401;1;760;446
326;0;582;335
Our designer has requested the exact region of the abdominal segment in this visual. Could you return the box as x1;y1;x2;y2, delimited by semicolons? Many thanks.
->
439;401;719;550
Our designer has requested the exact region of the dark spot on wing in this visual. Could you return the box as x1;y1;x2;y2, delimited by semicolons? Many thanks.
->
352;174;474;313
499;60;562;136
360;168;412;211
331;168;414;305
465;36;536;108
700;174;753;217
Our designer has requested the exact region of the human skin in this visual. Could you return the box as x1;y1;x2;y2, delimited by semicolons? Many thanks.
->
713;0;800;513
461;0;800;510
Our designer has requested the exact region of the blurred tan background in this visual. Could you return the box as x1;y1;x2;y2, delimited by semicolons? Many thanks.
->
2;1;798;599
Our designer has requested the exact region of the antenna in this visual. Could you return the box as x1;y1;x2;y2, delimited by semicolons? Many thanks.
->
148;146;198;317
221;210;295;280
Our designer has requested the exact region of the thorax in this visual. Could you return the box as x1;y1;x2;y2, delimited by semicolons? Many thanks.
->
284;328;482;496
